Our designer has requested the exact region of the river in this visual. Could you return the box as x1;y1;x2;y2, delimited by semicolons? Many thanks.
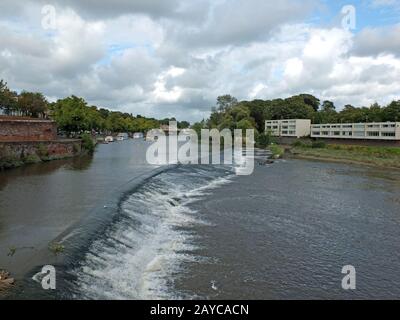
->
1;140;400;299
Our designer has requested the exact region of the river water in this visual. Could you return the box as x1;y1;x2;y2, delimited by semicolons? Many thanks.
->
1;140;400;299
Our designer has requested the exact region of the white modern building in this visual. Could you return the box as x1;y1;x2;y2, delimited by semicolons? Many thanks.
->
311;122;400;140
265;119;311;138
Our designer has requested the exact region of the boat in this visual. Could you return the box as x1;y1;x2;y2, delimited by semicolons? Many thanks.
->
105;136;114;143
116;133;129;141
133;132;144;139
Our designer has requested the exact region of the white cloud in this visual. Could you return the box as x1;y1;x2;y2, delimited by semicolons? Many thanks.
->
0;0;400;122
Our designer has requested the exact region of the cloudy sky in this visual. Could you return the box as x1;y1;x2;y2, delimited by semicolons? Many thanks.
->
1;0;400;122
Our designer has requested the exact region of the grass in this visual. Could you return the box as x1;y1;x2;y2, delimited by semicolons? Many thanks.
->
269;144;285;159
291;142;400;169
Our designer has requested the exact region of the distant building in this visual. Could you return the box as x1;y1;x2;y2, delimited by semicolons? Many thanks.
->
0;116;57;142
265;119;311;138
311;122;400;141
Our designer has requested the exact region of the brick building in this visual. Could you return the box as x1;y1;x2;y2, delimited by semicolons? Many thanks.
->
0;116;57;142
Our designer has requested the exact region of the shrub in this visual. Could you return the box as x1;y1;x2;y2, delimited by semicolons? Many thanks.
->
311;141;326;149
269;144;284;159
292;140;312;148
23;154;41;164
73;143;81;153
81;133;96;154
256;132;273;148
37;143;49;158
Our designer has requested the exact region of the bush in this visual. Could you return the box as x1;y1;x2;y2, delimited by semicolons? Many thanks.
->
37;143;49;158
311;141;326;149
256;131;274;148
81;133;96;154
269;144;284;159
292;140;312;148
23;154;41;164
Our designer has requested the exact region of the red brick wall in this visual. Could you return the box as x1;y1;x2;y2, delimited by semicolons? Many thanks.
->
0;119;57;142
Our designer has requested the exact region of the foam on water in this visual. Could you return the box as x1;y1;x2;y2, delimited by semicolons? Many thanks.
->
70;165;234;299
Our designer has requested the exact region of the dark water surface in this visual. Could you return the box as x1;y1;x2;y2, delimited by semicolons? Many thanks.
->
1;141;400;299
0;141;161;279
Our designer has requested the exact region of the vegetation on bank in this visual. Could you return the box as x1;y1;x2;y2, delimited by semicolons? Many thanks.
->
3;79;400;138
290;142;400;169
1;80;190;136
269;144;285;159
192;94;400;136
80;133;96;154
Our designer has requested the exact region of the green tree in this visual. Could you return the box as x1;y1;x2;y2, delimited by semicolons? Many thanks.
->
315;100;338;123
178;121;190;129
382;101;400;122
216;95;238;112
51;96;92;135
0;80;18;115
18;91;48;118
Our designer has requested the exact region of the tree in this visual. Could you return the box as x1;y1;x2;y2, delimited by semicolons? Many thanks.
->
315;100;338;123
18;91;48;117
218;114;235;131
337;105;363;123
299;94;320;112
178;121;190;129
216;95;238;112
321;100;336;112
51;96;92;135
191;120;206;136
0;80;18;115
382;100;400;122
367;103;383;122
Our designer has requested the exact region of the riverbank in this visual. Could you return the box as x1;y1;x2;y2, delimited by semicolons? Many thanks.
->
0;140;85;170
286;143;400;169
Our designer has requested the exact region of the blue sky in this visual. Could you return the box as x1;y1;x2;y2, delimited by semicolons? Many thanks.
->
321;0;400;29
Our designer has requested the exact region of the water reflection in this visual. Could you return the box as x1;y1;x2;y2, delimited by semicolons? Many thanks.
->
0;156;93;191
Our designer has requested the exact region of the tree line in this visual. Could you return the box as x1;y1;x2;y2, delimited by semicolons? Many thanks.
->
192;94;400;135
0;80;190;135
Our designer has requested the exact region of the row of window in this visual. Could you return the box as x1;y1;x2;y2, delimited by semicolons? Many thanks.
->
281;131;296;135
266;120;297;124
312;131;396;137
312;124;397;129
266;126;296;130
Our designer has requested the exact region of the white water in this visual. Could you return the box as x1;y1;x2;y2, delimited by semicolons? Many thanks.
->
71;166;234;299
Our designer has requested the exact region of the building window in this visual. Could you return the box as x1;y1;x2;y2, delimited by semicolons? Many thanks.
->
354;131;365;137
333;131;341;136
367;131;380;137
322;131;329;136
312;132;320;136
382;132;395;137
